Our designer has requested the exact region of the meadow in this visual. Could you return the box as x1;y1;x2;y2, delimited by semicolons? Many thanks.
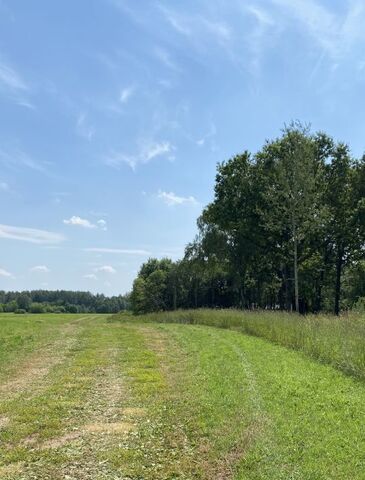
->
120;309;365;380
0;312;364;479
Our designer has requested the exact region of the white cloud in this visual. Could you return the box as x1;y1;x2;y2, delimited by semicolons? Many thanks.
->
0;148;46;173
84;247;151;255
63;216;107;230
30;265;50;273
196;123;217;147
0;60;34;108
84;273;98;280
154;47;181;72
0;61;27;91
76;113;95;141
97;219;107;231
271;0;365;60
158;190;198;207
95;265;116;274
105;140;174;170
120;86;135;103
0;224;65;244
0;267;13;278
161;7;231;45
143;141;172;162
63;216;96;229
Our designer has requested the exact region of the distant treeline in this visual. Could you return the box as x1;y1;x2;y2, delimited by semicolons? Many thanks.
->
0;290;130;314
131;123;365;315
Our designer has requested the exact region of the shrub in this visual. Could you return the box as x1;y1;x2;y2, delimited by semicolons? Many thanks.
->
29;303;46;314
353;297;365;312
14;309;27;314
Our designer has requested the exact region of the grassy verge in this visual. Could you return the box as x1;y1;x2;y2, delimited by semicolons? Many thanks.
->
112;309;365;380
109;322;365;479
2;314;365;478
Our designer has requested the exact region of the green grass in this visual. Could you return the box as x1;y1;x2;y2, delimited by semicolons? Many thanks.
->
1;313;365;479
113;309;365;380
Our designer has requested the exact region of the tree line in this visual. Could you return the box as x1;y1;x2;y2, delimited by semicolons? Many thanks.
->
0;290;130;314
131;123;365;315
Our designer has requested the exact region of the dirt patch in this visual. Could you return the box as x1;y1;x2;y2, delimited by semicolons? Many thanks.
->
0;415;10;429
22;433;40;447
0;462;24;477
40;431;80;450
84;422;135;434
120;407;146;417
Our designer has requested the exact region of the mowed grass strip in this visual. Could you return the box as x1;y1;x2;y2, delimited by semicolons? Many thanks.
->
113;309;365;380
105;319;365;479
1;314;365;479
0;313;86;384
0;315;114;475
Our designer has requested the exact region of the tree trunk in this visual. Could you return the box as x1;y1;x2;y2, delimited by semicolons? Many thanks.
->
334;246;344;316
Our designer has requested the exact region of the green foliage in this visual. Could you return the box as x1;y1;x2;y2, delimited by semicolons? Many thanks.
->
130;258;173;313
14;309;27;314
131;124;365;315
0;290;130;314
16;292;31;311
29;302;46;314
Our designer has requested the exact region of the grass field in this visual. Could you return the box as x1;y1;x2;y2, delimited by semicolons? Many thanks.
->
0;313;365;479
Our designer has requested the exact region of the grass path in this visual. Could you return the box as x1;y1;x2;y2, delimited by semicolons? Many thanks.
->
0;314;365;479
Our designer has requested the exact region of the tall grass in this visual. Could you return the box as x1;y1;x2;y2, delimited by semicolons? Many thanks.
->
112;309;365;380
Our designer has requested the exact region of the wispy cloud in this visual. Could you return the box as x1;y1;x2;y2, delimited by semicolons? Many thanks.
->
30;265;50;273
158;190;198;207
0;267;13;278
97;219;107;231
0;59;34;108
0;148;47;173
63;216;107;230
196;123;217;148
0;181;9;192
84;247;151;255
160;6;231;46
0;224;65;244
271;0;365;60
120;85;135;103
0;61;27;91
95;265;116;274
76;113;95;140
104;140;174;170
154;47;181;72
84;273;98;280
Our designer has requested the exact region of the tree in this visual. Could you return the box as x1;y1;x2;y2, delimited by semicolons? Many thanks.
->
17;292;32;311
325;144;363;314
257;124;321;312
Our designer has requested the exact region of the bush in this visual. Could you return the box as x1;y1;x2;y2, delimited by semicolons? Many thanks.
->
29;303;46;314
4;301;18;312
353;297;365;312
14;309;27;314
65;304;79;313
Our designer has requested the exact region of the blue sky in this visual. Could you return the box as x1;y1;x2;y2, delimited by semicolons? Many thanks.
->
1;0;365;295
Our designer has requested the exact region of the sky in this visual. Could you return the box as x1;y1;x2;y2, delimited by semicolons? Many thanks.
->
1;0;365;296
